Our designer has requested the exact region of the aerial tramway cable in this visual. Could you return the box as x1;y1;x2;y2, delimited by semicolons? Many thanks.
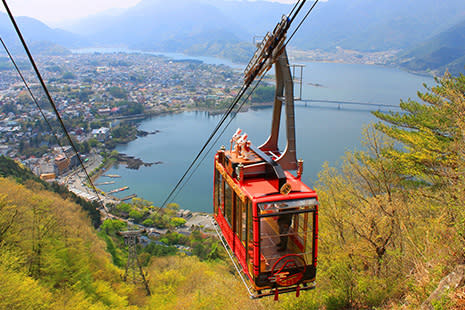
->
284;0;319;47
0;37;67;157
159;0;320;210
171;74;267;203
0;37;99;200
157;81;252;211
2;0;108;213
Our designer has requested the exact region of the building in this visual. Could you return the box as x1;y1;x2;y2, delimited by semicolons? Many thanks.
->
54;155;70;175
91;127;110;142
40;173;56;182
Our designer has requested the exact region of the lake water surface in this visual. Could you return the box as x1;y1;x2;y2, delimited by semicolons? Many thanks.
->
96;53;435;212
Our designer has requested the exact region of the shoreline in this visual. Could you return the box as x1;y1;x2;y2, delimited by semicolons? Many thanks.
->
72;46;438;79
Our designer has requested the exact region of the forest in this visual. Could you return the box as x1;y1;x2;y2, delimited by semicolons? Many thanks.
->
0;72;464;309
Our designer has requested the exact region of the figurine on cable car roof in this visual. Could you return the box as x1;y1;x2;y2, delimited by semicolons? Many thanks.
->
212;33;319;299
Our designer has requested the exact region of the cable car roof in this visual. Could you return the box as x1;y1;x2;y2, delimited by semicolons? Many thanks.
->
240;171;317;202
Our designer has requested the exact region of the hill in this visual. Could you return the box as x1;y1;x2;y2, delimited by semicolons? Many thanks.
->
395;17;465;75
0;156;101;227
290;0;465;52
73;0;248;52
4;0;465;62
63;0;465;56
0;11;85;54
0;159;273;309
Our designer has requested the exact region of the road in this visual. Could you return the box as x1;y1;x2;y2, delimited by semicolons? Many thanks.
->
59;153;119;207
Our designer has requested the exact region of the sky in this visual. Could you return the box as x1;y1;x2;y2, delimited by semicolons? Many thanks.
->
0;0;301;27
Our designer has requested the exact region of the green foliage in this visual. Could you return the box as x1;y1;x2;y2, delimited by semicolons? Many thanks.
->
0;261;52;310
189;229;221;261
98;232;125;268
107;86;127;99
169;217;186;227
251;85;275;103
100;219;127;235
297;72;465;309
110;200;183;230
116;203;132;214
373;73;465;187
146;256;268;310
128;209;143;222
142;218;154;227
0;177;137;309
0;156;101;227
143;243;177;257
159;232;188;246
62;71;76;80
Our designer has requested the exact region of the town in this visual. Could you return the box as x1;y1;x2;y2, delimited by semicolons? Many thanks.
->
0;52;244;181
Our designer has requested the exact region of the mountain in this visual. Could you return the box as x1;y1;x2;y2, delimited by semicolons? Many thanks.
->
395;17;465;75
3;0;465;63
0;12;86;54
76;0;248;50
65;0;465;54
289;0;465;51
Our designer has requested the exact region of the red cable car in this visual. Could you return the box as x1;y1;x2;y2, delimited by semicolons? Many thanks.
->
212;38;319;299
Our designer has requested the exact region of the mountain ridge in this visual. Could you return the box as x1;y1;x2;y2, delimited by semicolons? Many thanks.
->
2;1;465;72
0;11;86;54
395;17;465;75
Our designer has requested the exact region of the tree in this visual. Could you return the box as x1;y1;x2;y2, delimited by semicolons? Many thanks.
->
29;195;58;278
108;87;127;99
169;217;186;228
309;72;465;308
251;85;275;103
0;194;17;243
62;72;75;80
128;209;143;222
373;73;465;188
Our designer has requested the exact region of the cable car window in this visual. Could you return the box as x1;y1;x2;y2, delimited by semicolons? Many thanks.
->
258;199;317;272
219;178;224;212
241;199;247;246
247;200;253;275
214;170;222;215
224;182;233;225
297;211;313;263
235;195;243;237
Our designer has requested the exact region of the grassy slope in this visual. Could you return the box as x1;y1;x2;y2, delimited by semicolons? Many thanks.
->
0;172;280;309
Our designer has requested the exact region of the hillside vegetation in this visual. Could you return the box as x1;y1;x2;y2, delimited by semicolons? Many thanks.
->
1;72;464;309
0;174;271;309
285;72;465;309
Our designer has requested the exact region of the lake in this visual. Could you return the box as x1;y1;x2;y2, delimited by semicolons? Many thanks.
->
95;52;435;212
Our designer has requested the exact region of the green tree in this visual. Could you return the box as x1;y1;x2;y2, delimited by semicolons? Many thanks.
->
306;72;465;309
128;209;143;222
108;87;127;99
142;218;154;227
373;73;465;187
169;217;186;228
0;194;18;243
251;85;275;103
62;72;75;80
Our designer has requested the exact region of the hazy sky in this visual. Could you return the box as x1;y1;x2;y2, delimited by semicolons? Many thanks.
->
1;0;300;27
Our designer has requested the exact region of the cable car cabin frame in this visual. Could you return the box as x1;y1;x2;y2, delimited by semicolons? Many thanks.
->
212;21;319;298
213;145;318;299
